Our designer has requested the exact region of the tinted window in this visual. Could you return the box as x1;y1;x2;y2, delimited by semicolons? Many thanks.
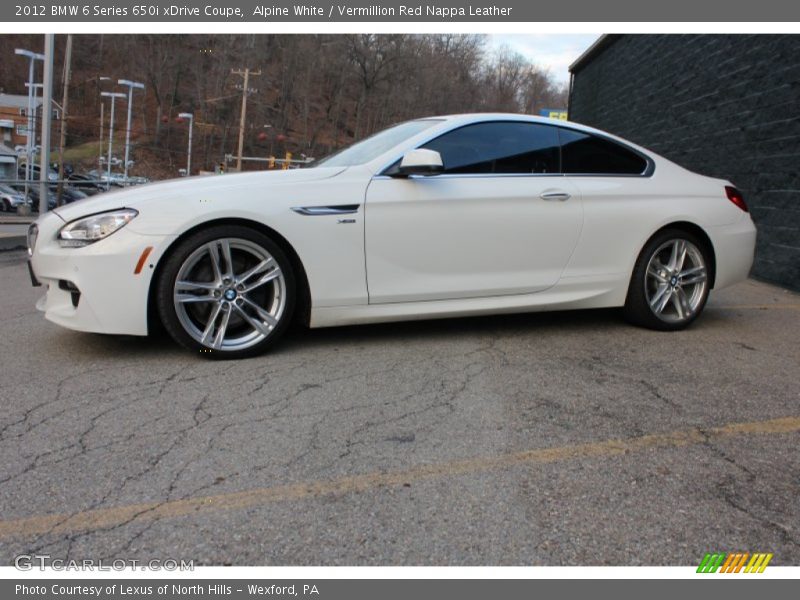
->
559;128;647;175
421;122;560;175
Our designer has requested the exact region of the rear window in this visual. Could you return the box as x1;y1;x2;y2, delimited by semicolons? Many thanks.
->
559;128;648;175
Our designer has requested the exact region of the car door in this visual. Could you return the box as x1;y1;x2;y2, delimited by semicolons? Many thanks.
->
556;127;654;279
364;121;583;304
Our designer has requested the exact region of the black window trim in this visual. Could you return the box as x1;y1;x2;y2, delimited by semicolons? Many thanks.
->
376;119;655;179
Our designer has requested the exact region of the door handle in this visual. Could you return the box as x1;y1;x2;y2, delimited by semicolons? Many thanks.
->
540;191;571;201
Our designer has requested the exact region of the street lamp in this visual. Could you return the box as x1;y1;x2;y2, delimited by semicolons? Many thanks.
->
95;77;111;171
117;79;145;185
100;91;126;190
24;83;43;169
15;48;45;201
177;112;193;176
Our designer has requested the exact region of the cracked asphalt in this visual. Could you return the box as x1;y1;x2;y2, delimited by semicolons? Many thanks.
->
0;249;798;565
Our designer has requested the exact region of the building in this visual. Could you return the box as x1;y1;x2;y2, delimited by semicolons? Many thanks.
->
0;92;55;150
0;143;18;181
568;34;800;291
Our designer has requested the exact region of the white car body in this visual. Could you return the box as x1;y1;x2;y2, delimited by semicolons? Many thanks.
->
29;113;756;338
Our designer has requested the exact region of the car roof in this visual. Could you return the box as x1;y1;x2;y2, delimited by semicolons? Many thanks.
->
422;112;639;143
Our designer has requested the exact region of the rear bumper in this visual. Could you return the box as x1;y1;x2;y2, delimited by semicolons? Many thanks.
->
708;215;757;290
29;211;172;336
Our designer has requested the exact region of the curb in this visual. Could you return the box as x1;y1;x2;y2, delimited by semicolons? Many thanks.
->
0;216;36;225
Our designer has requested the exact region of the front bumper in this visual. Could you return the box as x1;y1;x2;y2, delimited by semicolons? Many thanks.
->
29;211;173;336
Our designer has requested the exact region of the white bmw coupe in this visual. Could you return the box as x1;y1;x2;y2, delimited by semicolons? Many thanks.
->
28;114;756;358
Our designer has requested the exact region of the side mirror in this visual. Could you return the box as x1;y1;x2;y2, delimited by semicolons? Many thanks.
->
395;149;444;177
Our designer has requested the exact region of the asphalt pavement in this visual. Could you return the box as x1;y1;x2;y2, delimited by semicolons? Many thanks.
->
0;248;798;565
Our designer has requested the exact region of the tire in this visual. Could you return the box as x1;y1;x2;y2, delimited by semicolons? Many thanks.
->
156;225;296;359
623;228;711;331
1;199;9;212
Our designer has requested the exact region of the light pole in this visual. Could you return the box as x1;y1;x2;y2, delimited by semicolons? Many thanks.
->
178;112;193;176
39;34;54;214
100;91;125;190
15;48;45;202
117;79;144;185
95;77;111;172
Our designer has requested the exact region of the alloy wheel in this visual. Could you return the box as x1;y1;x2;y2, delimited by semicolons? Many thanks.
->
644;238;708;323
172;237;287;351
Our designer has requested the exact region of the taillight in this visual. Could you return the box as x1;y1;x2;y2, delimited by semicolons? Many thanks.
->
725;186;748;212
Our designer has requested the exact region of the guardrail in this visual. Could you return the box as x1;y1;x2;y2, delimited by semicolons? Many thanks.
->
0;178;111;186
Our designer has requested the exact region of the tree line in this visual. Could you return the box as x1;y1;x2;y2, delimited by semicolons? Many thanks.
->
0;34;569;177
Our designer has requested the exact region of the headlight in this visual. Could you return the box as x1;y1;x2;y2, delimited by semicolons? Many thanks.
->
58;208;138;247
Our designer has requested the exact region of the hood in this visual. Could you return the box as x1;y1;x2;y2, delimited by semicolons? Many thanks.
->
53;166;346;223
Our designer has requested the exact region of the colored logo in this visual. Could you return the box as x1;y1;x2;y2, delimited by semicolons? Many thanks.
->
697;552;773;573
538;108;568;120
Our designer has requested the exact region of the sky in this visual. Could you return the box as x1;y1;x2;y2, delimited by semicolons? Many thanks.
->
487;34;600;85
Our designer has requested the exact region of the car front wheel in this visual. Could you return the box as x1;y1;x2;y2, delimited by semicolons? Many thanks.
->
156;225;295;359
624;229;710;330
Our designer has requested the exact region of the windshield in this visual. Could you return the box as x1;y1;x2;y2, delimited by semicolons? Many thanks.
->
313;119;442;167
0;184;19;194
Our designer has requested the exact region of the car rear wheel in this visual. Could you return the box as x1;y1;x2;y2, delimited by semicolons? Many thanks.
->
156;225;295;359
1;199;9;212
624;229;710;330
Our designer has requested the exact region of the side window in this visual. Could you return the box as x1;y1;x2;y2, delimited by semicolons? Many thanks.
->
559;128;648;175
421;122;560;175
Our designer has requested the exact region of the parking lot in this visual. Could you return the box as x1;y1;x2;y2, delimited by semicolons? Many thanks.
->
0;247;798;566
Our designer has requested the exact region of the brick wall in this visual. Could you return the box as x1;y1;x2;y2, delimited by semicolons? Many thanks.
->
569;34;800;291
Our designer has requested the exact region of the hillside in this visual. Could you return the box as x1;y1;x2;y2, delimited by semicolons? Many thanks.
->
0;34;568;179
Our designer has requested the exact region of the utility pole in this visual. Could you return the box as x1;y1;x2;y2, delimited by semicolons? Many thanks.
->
39;35;55;214
231;67;260;171
56;34;72;206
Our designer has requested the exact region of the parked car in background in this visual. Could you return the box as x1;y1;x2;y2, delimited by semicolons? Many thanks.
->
87;170;125;188
67;173;105;195
59;187;89;204
25;185;57;211
86;170;150;188
0;184;29;212
18;184;87;208
18;163;58;183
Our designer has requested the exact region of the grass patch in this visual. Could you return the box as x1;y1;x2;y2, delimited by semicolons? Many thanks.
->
50;137;126;164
